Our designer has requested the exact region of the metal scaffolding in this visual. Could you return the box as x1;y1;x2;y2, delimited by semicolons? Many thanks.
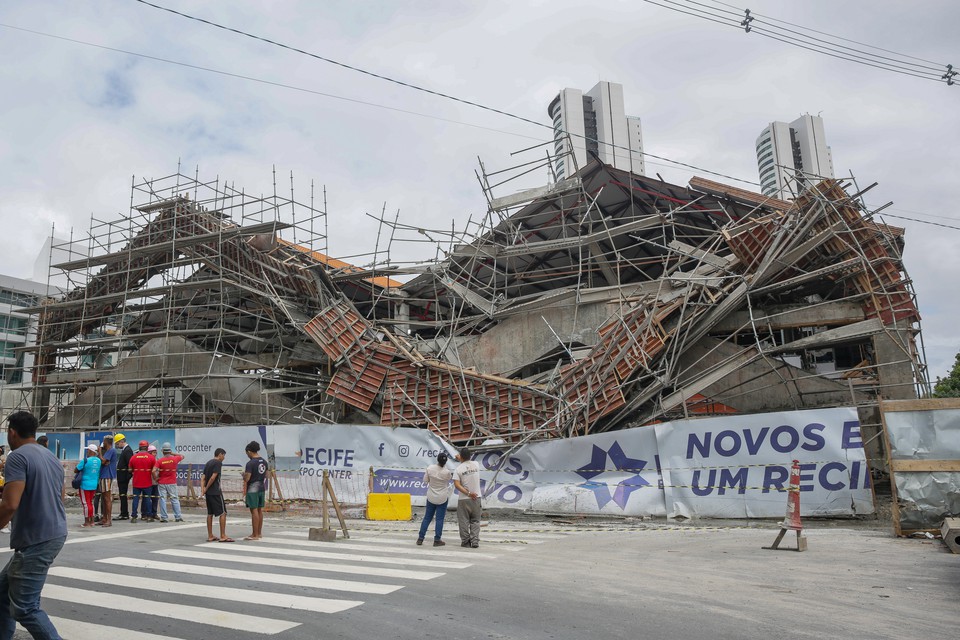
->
14;155;928;465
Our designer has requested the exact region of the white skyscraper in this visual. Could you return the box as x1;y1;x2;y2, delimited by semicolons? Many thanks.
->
756;114;835;198
547;81;644;180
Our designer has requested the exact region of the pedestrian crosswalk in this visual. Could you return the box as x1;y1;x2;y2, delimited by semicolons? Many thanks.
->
24;521;585;639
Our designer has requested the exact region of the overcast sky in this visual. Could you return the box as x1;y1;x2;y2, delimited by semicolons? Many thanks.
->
0;0;957;381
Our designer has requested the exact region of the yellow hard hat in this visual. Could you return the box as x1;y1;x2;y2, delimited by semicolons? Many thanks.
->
114;433;126;442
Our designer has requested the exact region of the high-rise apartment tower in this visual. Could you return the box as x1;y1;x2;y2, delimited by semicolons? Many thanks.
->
756;114;834;198
547;81;644;180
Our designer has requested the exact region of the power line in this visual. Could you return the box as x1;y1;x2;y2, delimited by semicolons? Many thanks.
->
640;0;954;85
705;0;946;68
662;0;946;81
0;22;547;144
130;0;761;186
876;213;960;232
684;0;943;75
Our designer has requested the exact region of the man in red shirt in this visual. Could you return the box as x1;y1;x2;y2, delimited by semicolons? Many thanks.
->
153;442;184;523
128;441;157;523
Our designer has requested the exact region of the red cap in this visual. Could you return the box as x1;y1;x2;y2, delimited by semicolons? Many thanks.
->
139;440;149;447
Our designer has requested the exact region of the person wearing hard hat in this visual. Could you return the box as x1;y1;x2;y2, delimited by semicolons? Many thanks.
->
147;444;160;520
128;441;156;523
76;444;102;528
113;433;133;521
153;443;184;523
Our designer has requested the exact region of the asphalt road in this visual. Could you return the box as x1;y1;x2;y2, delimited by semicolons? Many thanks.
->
7;509;958;640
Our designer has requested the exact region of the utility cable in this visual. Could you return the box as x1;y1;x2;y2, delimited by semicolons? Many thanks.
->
639;0;954;85
705;0;946;68
130;0;762;185
683;0;944;75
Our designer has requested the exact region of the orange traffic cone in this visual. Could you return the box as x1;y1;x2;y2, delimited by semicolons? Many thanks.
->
763;460;808;552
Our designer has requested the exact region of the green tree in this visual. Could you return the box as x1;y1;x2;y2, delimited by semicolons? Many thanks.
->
933;352;960;398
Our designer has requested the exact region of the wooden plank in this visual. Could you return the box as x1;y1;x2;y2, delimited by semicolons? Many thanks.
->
880;398;960;412
889;459;960;472
879;405;903;537
941;518;960;554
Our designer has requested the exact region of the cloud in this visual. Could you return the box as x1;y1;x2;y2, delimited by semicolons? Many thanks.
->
0;0;956;379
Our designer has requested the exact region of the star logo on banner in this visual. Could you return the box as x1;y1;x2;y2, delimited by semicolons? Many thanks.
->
575;441;650;510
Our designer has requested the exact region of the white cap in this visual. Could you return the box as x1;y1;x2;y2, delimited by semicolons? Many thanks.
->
86;444;99;452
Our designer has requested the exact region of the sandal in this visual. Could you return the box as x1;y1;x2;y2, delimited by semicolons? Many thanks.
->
219;537;236;542
206;537;217;542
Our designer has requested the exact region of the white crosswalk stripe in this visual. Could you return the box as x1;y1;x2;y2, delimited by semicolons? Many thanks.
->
22;617;189;640
202;541;474;568
276;530;523;549
35;523;559;639
98;556;401;594
41;584;299;634
258;536;503;559
153;548;445;580
50;566;364;613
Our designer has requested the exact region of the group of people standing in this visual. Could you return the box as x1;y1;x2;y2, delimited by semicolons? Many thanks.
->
0;412;277;640
418;447;483;549
75;434;184;526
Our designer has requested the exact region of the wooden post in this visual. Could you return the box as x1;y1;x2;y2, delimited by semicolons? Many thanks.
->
321;469;330;532
269;468;286;511
368;465;375;494
309;469;348;541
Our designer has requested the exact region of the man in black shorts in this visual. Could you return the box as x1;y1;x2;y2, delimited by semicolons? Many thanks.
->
200;448;232;542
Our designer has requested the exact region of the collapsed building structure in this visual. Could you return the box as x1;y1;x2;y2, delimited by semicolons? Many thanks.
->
14;158;928;469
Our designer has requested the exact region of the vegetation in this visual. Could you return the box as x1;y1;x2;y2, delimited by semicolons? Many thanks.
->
932;352;960;398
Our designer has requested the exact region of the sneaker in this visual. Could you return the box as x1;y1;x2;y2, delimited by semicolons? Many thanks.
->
130;517;138;523
113;515;129;521
433;540;446;547
93;516;101;523
175;518;184;522
159;520;168;523
0;526;10;534
471;543;479;548
416;538;424;546
461;541;471;547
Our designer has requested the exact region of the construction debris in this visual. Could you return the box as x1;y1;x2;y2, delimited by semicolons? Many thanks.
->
15;157;928;467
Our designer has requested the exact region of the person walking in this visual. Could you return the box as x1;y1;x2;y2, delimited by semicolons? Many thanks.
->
127;441;156;523
76;444;101;528
242;441;267;541
453;448;482;548
200;448;233;542
113;434;133;521
417;452;453;547
96;435;117;527
0;410;68;640
153;443;184;523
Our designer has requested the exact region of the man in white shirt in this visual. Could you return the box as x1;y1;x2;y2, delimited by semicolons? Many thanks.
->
453;448;482;548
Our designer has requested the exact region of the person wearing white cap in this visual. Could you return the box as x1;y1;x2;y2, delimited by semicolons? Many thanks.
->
153;443;184;523
76;444;102;527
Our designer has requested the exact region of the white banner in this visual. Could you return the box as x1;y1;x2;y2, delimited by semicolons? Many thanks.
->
164;406;873;518
294;423;456;505
475;427;665;516
655;407;874;518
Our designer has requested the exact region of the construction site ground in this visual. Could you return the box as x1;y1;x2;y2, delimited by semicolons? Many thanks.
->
36;496;955;640
263;508;959;639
